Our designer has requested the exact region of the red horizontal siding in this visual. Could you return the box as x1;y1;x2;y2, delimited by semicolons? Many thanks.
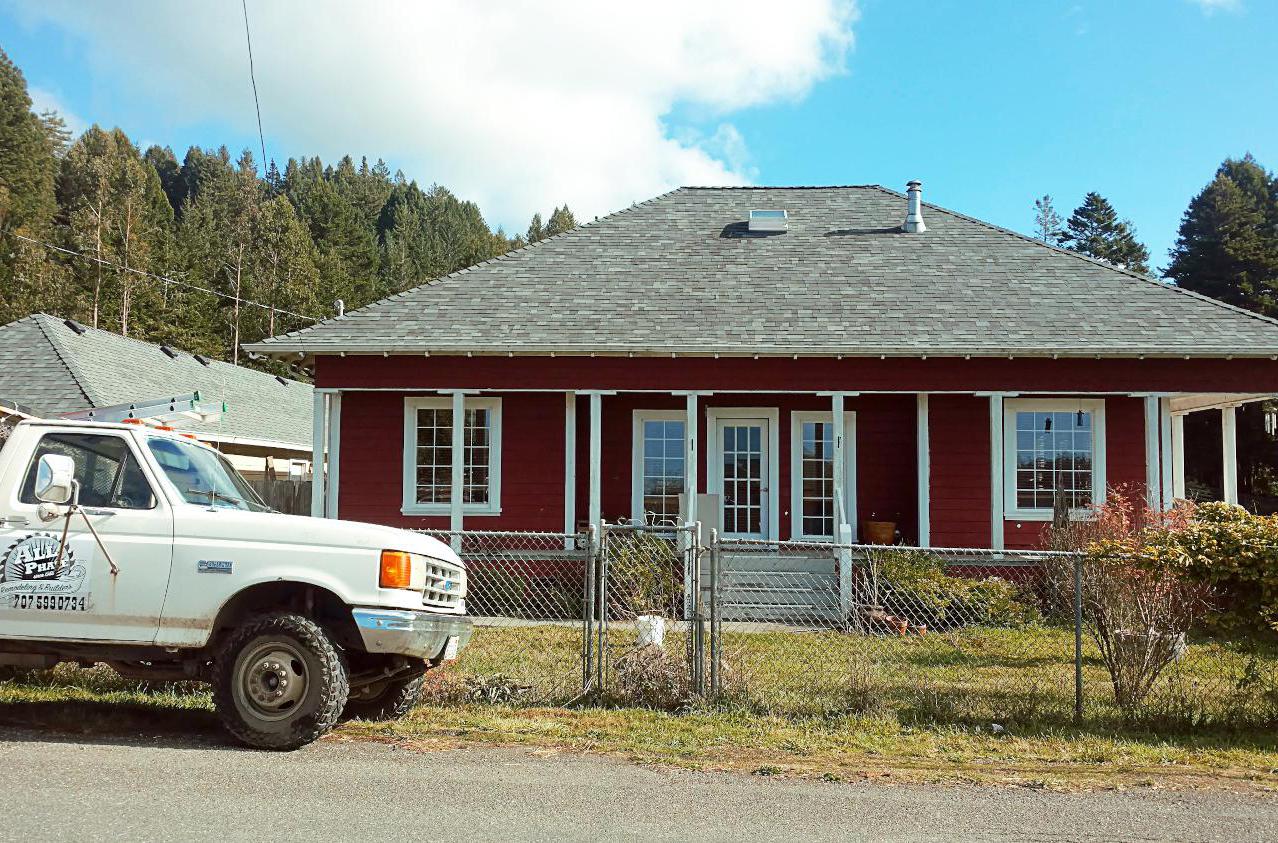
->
929;395;991;548
336;388;1154;549
316;354;1278;394
338;391;567;532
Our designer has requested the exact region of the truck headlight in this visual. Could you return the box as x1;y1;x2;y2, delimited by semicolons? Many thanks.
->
379;550;414;590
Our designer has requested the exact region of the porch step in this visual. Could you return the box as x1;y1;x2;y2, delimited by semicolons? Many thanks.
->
709;553;836;574
715;603;843;624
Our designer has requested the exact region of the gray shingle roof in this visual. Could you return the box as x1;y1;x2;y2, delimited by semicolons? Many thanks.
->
246;186;1278;358
0;314;313;449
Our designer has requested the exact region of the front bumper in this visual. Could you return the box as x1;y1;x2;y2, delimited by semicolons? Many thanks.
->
352;608;474;661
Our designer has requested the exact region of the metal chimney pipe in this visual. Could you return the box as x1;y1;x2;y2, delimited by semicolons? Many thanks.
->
904;180;926;233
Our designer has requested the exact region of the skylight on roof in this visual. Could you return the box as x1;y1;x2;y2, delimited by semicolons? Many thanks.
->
748;209;788;233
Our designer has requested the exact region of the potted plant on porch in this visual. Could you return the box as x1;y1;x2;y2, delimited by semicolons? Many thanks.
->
861;511;898;546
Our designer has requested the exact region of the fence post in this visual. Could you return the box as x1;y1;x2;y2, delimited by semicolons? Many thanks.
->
690;522;705;696
837;523;854;624
1073;551;1084;724
595;523;607;694
582;525;596;695
709;528;720;696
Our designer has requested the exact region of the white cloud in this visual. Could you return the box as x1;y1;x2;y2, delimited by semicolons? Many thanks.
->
1189;0;1241;14
14;0;856;231
26;86;87;137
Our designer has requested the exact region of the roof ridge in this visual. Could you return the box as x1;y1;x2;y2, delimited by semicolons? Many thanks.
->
260;187;688;343
679;184;881;190
867;185;1278;333
31;313;100;407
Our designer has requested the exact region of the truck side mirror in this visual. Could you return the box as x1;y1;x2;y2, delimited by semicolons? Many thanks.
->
34;453;76;505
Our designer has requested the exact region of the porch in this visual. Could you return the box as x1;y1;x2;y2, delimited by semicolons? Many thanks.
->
309;386;1268;553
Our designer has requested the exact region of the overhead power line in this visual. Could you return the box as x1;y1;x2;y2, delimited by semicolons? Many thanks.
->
242;0;269;171
10;232;321;323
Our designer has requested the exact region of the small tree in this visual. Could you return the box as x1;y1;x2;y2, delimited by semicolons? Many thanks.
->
1033;194;1065;245
1050;489;1210;714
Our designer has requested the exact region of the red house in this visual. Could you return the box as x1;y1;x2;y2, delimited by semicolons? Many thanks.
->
247;183;1278;550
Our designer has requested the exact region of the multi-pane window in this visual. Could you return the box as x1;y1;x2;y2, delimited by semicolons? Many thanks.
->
800;421;835;537
634;416;685;527
721;423;764;536
1007;401;1103;514
404;398;500;514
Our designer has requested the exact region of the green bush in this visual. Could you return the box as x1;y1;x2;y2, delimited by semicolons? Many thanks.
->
875;549;1040;629
1174;502;1278;634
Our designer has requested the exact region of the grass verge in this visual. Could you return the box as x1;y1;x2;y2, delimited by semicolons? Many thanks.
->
1;664;1276;792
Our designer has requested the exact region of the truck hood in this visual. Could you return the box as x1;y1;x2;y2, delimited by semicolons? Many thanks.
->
218;510;462;567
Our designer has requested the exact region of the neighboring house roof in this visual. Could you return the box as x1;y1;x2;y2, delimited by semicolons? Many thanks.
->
0;314;313;451
247;185;1278;360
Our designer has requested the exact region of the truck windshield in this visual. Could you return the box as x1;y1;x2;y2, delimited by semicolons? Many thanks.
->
146;437;272;512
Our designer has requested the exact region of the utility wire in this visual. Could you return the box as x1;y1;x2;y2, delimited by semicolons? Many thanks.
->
242;0;269;172
10;232;321;322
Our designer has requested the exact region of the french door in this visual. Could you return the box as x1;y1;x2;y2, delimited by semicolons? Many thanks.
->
714;418;770;539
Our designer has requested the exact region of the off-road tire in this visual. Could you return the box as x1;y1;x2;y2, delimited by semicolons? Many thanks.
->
212;613;348;751
343;671;427;722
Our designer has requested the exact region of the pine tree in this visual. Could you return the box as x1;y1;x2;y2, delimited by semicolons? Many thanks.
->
58;127;174;335
1059;192;1150;274
525;212;545;243
545;205;578;237
0;47;64;323
1032;195;1064;245
1167;155;1278;317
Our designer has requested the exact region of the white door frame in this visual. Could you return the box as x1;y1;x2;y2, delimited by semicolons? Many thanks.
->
706;407;780;540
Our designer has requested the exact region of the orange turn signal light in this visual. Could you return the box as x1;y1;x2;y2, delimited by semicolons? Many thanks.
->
379;550;412;589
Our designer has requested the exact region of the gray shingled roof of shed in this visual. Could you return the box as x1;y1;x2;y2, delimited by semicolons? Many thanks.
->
0;314;313;449
246;185;1278;358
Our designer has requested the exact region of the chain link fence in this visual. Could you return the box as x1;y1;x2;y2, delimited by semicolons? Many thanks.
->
415;525;1278;731
418;529;591;704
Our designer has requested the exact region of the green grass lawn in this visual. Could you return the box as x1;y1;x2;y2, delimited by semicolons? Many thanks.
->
1;623;1276;790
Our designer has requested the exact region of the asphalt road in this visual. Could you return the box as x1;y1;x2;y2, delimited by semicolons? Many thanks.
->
0;727;1274;843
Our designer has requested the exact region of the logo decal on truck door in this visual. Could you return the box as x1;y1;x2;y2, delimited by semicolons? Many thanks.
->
1;533;92;611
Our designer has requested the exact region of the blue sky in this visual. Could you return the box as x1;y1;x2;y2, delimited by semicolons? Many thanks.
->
3;0;1275;271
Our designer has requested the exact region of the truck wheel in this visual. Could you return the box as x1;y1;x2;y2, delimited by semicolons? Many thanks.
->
344;672;427;722
212;614;348;751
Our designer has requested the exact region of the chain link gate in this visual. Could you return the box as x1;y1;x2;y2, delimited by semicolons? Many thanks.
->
583;522;707;702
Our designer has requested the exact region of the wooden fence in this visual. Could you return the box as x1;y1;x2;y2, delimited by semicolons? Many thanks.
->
248;477;312;515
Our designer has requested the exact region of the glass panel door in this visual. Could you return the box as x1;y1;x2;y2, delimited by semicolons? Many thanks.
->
717;418;768;538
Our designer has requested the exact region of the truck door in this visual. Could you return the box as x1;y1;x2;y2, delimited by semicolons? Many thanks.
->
0;430;174;643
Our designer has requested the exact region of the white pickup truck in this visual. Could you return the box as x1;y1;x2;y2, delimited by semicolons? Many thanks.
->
0;418;471;750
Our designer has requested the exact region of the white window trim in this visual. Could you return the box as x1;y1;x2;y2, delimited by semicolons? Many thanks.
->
401;396;502;516
789;411;857;541
706;407;781;540
1003;398;1106;522
630;410;688;526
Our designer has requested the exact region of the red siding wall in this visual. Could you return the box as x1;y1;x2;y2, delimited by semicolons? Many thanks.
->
328;356;1207;548
339;390;918;541
929;395;991;548
338;391;567;532
317;354;1278;394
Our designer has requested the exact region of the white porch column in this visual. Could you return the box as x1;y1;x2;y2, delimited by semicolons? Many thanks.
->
310;391;327;517
832;392;846;529
1144;396;1161;511
1222;405;1239;505
588;392;603;529
450;391;466;543
1172;413;1186;499
564;392;577;545
1159;398;1174;511
684;393;699;529
324;392;342;518
989;395;1004;551
916;393;930;547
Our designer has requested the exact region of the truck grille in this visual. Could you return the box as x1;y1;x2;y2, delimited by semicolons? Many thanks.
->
422;559;465;610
